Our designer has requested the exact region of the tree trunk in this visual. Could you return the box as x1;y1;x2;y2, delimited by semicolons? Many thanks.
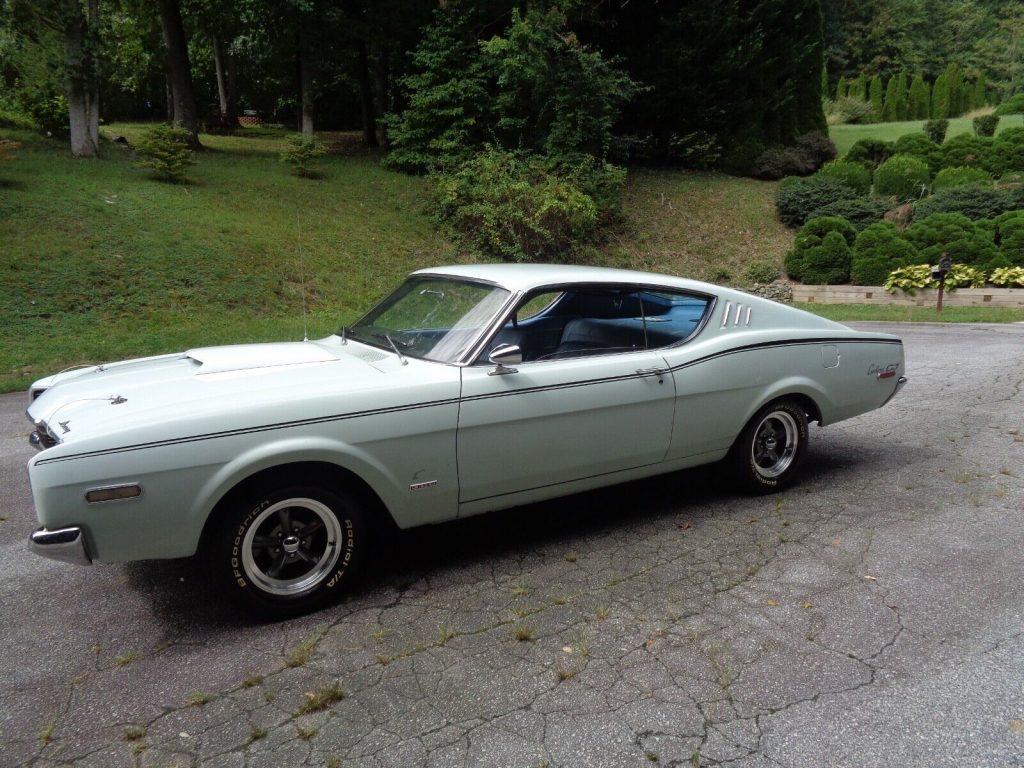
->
156;0;200;147
165;74;175;123
211;32;229;117
356;40;377;147
86;0;99;149
62;0;98;157
373;45;389;148
297;28;314;134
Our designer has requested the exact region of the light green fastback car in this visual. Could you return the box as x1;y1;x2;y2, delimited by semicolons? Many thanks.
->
26;264;906;617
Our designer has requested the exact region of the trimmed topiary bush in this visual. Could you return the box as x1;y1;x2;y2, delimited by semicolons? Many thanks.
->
973;114;1000;138
990;127;1024;175
806;198;891;230
904;213;988;264
994;94;1024;117
816;160;871;195
873;154;930;201
775;176;861;227
995;211;1024;266
893;132;941;176
844;138;893;170
800;230;852;284
940;133;994;171
932;166;992;190
913;186;1017;220
785;216;857;282
923;119;949;144
851;221;919;285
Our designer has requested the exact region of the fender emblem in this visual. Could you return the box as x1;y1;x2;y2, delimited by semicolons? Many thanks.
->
409;480;438;491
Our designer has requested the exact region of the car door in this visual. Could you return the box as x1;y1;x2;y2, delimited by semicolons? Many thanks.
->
456;286;677;507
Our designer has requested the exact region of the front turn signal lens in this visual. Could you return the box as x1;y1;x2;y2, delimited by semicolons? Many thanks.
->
85;484;142;503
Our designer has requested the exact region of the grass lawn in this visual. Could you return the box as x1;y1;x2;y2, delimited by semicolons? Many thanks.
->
0;123;793;392
829;114;1024;156
796;303;1024;324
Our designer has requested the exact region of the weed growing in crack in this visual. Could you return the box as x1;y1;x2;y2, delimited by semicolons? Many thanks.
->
371;627;389;643
285;637;317;668
555;665;577;682
296;725;317;740
297;683;345;715
186;692;212;707
376;654;391;666
123;725;146;741
113;651;136;667
248;726;268;744
514;625;536;643
512;583;529;597
596;605;610;620
242;675;264;688
327;758;343;768
646;751;660;762
37;720;55;746
437;626;456;646
564;553;578;562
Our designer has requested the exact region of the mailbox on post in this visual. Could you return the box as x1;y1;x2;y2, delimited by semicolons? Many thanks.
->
932;255;952;313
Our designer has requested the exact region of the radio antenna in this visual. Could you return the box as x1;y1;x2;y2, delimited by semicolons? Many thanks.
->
296;214;309;342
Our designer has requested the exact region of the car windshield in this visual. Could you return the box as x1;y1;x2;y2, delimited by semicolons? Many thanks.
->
346;276;511;363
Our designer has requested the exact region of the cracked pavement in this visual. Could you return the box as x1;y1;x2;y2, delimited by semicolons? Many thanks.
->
2;322;1023;768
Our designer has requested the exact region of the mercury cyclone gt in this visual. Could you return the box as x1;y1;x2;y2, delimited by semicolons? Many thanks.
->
25;264;906;617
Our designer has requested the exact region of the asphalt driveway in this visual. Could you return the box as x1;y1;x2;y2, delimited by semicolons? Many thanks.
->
2;322;1023;768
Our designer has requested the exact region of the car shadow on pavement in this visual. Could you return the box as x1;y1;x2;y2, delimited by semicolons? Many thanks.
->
122;439;889;631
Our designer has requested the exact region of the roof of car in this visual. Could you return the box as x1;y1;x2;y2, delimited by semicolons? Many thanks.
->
413;264;720;295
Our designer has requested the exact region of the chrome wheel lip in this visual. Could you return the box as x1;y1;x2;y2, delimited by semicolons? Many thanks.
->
241;498;342;597
752;410;799;479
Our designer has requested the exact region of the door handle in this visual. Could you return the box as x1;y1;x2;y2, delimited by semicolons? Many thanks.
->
636;367;667;383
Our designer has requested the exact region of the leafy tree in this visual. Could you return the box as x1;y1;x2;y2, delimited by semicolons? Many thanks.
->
869;74;884;117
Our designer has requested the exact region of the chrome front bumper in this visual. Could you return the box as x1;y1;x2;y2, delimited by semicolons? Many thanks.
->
882;375;908;407
29;526;92;566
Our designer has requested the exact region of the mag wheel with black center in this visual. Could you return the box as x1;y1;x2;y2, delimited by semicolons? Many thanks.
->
206;483;366;618
731;399;809;493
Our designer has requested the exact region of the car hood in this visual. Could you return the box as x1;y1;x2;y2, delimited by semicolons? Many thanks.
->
26;339;392;443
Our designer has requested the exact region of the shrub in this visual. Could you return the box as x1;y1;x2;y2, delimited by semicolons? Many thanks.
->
744;261;780;284
945;263;988;288
904;211;1001;269
807;198;891;230
784;216;856;282
973;114;1000;138
873;154;930;201
134;125;195;182
752;146;815;180
994;94;1024;116
923;119;949;144
667;130;721;169
775;176;860;227
932;166;992;190
844;138;893;170
913;186;1016;220
816;160;871;195
990;127;1024;175
800;230;852;284
281;135;327;178
826;97;875;125
940;133;993;171
995;211;1024;265
430;147;623;262
851;221;919;284
990;266;1024;286
794;132;838;167
893;133;942;176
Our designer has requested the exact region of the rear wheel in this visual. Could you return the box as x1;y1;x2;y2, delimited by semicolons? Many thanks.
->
205;483;366;618
730;399;809;493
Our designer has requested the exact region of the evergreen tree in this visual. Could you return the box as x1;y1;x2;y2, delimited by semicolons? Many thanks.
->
909;73;928;118
932;71;950;118
895;70;909;120
836;75;848;100
869;74;884;118
854;72;867;101
883;75;898;121
972;72;987;108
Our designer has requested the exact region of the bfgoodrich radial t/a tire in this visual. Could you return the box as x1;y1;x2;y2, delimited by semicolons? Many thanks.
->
731;399;809;494
206;483;366;618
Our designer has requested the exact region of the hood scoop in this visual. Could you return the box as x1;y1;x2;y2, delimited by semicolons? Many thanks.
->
186;343;339;375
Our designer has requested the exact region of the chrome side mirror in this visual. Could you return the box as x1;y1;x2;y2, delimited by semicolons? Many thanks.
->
487;344;522;375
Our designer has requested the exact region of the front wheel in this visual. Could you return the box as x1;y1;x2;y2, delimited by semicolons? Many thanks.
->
205;483;366;618
730;400;809;493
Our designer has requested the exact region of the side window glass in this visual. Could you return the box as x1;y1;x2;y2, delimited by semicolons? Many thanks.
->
638;291;712;349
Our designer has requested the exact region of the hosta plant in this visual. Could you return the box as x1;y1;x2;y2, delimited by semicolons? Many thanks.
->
989;266;1024;287
884;264;933;295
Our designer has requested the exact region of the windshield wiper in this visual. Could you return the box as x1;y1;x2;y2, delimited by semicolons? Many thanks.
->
382;334;407;365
